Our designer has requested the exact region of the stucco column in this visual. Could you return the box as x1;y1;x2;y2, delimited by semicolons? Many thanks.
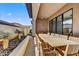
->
32;19;36;36
32;3;40;36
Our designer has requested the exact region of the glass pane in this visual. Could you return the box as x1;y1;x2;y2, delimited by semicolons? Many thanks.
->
49;20;53;33
57;15;62;34
52;18;56;33
63;9;72;35
49;21;51;33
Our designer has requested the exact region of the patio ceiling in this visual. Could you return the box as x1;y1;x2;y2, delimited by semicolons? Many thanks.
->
37;3;67;19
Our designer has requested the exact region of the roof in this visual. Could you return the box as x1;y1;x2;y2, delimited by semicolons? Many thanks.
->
0;20;20;27
26;3;32;18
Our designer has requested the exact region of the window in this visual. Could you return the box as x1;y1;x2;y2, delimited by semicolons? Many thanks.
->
57;15;62;34
63;9;73;35
52;18;56;33
49;8;73;35
49;20;53;33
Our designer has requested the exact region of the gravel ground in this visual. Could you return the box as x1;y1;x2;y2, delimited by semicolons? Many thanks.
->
0;37;25;56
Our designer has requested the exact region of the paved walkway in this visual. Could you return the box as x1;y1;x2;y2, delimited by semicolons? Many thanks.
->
24;36;35;56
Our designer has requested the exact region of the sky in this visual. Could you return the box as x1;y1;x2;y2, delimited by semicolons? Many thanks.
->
0;3;32;26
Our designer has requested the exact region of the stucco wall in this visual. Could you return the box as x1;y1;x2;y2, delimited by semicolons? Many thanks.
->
36;19;48;33
23;26;31;36
0;24;22;35
38;3;66;18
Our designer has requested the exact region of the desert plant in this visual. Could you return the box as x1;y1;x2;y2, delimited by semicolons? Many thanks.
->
3;32;10;39
15;29;22;34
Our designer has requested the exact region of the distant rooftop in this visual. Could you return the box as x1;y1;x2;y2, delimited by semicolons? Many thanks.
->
0;20;21;27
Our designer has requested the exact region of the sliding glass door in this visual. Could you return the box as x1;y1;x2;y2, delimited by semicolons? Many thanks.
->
49;20;52;33
63;9;73;35
57;15;63;34
49;8;73;35
52;18;56;33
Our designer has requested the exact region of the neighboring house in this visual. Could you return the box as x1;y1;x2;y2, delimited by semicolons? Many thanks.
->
0;20;32;38
0;20;22;35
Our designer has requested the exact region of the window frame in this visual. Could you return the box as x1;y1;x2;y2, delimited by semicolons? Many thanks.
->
49;8;73;35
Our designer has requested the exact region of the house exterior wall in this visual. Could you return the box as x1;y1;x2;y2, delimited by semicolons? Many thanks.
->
23;26;32;36
0;24;22;35
0;24;32;36
36;19;48;33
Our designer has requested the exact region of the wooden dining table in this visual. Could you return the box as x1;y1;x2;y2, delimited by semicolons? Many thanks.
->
38;34;79;47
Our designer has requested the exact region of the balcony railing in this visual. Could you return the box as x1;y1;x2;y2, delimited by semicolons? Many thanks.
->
9;35;35;56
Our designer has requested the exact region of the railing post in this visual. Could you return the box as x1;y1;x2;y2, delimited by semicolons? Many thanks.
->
34;36;40;56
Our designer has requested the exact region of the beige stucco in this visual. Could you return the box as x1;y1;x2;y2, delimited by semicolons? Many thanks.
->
9;36;34;56
3;39;9;49
0;23;31;37
32;3;40;36
38;3;66;19
36;18;49;33
0;24;22;34
23;26;32;36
